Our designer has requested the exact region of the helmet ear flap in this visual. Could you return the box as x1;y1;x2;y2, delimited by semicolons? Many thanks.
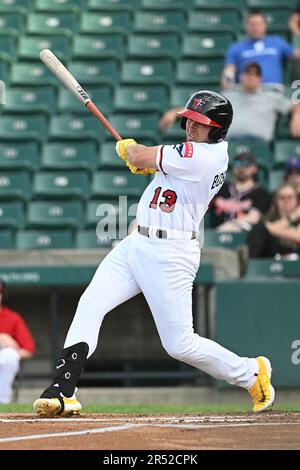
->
180;117;187;130
208;127;228;143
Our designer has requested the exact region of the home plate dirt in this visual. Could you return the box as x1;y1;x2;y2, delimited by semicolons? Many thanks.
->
0;413;299;450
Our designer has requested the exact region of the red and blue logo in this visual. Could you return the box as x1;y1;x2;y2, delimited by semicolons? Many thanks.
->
174;143;194;158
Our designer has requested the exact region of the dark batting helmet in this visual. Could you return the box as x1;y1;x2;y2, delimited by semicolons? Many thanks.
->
177;90;233;143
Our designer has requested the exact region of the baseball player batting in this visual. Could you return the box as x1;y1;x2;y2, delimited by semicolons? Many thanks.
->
33;91;275;417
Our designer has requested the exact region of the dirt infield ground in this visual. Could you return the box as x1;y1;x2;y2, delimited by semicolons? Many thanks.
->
0;412;299;450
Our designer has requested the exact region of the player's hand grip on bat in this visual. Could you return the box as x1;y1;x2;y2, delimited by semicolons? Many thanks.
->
125;161;156;176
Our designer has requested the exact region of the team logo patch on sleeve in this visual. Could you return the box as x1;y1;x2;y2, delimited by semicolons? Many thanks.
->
174;143;194;158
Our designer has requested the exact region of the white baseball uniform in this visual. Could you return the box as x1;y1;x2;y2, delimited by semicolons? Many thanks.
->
65;141;258;389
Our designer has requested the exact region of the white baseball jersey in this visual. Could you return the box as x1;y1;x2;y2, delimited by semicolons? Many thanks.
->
136;140;229;233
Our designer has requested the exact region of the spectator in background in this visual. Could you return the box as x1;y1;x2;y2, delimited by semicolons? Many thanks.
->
284;156;300;196
222;10;300;89
211;152;271;233
247;183;300;258
289;2;300;82
224;62;300;142
0;280;35;403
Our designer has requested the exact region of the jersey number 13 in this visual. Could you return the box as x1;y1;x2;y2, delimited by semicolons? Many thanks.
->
149;187;177;213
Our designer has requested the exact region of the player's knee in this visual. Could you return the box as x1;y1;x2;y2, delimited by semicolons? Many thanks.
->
0;347;20;370
162;338;193;362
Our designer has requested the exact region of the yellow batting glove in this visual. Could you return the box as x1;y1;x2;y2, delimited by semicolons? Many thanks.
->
115;138;137;161
126;161;156;176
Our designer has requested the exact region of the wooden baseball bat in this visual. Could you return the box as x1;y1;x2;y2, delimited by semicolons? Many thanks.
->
39;49;122;141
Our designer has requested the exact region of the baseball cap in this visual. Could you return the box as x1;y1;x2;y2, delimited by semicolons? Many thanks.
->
285;156;300;172
233;152;258;167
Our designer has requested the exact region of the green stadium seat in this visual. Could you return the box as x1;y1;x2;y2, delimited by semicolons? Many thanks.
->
87;0;138;11
86;198;138;228
58;85;113;115
26;13;78;36
247;0;292;9
11;62;59;86
262;9;291;33
0;230;14;249
188;10;240;35
0;114;48;142
176;59;223;85
245;259;300;279
109;113;160;142
75;229;112;249
4;87;56;114
33;170;90;200
27;200;84;228
68;60;119;86
228;141;271;170
99;142;127;169
182;34;233;58
171;85;220;107
0;35;17;62
276;114;292;140
203;230;247;249
268;169;284;192
128;33;180;60
0;201;24;229
133;10;186;34
49;115;106;144
18;35;71;61
194;0;246;11
35;0;86;13
0;59;8;83
0;12;25;36
0;0;33;13
121;59;174;87
274;140;300;169
92;171;147;198
0;142;40;170
80;12;132;35
0;171;31;201
41;142;98;170
73;34;125;61
16;229;74;249
141;0;193;11
114;85;169;113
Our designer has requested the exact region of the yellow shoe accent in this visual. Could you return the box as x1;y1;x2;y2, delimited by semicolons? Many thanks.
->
33;396;82;418
248;356;275;413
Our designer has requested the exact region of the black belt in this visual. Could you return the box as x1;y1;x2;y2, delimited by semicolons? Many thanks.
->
138;225;197;240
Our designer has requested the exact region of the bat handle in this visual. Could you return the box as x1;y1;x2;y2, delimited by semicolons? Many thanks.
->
86;102;122;141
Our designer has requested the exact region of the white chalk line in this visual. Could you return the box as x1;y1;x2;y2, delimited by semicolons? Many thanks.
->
0;421;300;444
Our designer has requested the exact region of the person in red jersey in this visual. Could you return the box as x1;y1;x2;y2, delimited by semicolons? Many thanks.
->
0;280;35;403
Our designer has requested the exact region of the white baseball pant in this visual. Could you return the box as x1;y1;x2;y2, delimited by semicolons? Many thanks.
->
65;230;258;389
0;347;20;403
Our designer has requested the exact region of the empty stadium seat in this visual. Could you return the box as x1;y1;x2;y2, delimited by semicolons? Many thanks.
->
80;12;132;35
194;0;246;11
0;114;48;142
0;59;8;84
41;142;98;170
58;86;113;115
114;85;169;113
0;12;26;35
18;35;71;61
87;0;137;11
99;142;127;169
33;170;90;200
0;171;31;201
0;201;24;229
182;34;233;58
49;114;106;143
171;85;220;107
262;9;291;33
26;12;78;36
86;198;138;228
0;142;40;170
27;200;84;228
35;0;86;12
176;59;223;85
73;34;125;61
75;229;112;249
121;60;174;87
0;230;14;249
188;10;240;35
16;229;74;249
141;0;193;11
133;10;186;33
11;62;59;86
274;140;300;169
4;87;57;114
204;230;247;249
68;60;119;86
245;258;300;279
268;170;284;192
128;33;180;60
0;35;17;62
0;0;33;14
247;0;292;8
228;141;271;169
109;113;160;142
92;171;147;198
